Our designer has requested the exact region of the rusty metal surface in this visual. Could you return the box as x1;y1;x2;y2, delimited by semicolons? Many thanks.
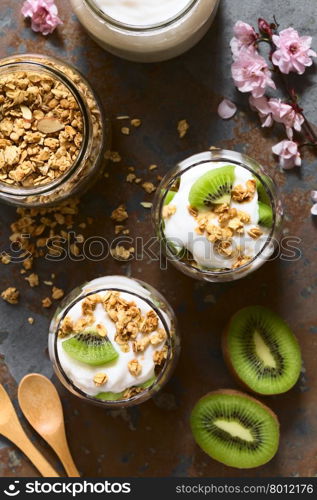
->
0;0;317;478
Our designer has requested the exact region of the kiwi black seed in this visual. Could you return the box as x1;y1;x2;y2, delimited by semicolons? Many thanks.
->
62;328;119;366
189;165;235;208
222;306;302;395
190;389;279;469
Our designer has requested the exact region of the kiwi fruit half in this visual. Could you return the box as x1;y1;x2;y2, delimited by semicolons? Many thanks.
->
96;376;156;401
255;176;271;206
222;306;302;395
190;389;279;469
164;190;177;205
62;328;118;366
189;165;235;208
258;201;273;228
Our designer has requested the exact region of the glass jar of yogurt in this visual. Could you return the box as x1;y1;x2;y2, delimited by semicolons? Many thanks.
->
152;150;283;282
0;54;108;207
70;0;220;62
48;276;180;407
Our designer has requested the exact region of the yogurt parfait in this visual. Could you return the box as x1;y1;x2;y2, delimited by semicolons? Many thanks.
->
49;276;179;407
153;150;283;282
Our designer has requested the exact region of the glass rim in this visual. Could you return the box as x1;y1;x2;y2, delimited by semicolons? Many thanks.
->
52;286;174;406
84;0;199;31
153;149;280;278
0;54;96;197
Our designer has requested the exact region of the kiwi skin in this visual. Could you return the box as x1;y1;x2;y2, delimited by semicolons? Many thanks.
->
191;389;280;469
221;309;300;396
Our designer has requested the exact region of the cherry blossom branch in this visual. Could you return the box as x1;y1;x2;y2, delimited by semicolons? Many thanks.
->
230;18;317;169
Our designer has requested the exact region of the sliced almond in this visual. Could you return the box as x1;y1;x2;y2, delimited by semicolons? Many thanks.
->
20;105;32;121
37;117;65;134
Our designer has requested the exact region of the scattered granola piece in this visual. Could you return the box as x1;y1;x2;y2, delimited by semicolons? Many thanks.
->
96;323;107;337
131;118;141;128
52;286;64;300
128;359;142;376
140;202;152;209
1;287;19;304
149;164;157;171
177;119;189;138
153;347;168;365
142;182;156;194
121;127;130;135
105;150;122;163
93;373;108;386
111;205;128;222
58;316;74;337
25;273;39;287
28;317;35;325
232;255;251;269
114;225;125;235
126;173;136;183
42;297;52;308
1;253;11;264
232;179;256;203
111;245;135;260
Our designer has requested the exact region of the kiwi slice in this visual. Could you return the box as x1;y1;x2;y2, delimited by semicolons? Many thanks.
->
190;389;279;469
255;177;271;205
96;377;156;402
222;306;302;395
62;328;118;366
258;201;273;228
164;190;177;205
189;165;235;208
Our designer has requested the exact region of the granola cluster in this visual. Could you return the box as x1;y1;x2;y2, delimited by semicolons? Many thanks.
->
0;70;83;187
58;291;168;400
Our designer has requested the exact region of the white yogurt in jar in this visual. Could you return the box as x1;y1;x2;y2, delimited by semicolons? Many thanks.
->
163;162;271;269
94;0;192;26
56;276;169;397
70;0;220;62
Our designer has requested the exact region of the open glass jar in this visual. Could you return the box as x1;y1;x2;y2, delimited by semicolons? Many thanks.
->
48;276;180;408
0;54;108;207
70;0;220;62
152;150;283;282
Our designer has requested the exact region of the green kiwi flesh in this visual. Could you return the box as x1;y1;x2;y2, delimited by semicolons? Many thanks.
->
190;389;279;469
189;165;235;208
255;176;271;206
164;190;177;205
96;376;156;401
258;201;273;228
223;306;302;395
62;328;118;366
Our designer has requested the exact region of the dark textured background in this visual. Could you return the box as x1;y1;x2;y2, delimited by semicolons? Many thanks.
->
0;0;316;478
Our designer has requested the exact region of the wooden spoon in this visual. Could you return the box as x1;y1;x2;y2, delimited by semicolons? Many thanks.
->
18;374;80;478
0;384;59;477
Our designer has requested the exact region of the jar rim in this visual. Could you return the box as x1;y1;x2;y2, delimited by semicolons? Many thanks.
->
52;285;174;406
0;54;92;197
84;0;199;31
153;149;282;278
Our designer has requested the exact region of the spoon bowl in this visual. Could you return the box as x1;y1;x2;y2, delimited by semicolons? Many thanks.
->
0;384;59;477
18;374;80;478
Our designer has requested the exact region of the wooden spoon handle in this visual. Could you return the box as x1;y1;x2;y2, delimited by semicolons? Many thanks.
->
56;443;80;477
10;431;60;477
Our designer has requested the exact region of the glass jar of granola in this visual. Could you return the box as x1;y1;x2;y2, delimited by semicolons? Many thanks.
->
0;54;107;207
152;150;283;282
48;275;180;408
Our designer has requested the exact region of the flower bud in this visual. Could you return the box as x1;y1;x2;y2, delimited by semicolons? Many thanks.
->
258;18;273;37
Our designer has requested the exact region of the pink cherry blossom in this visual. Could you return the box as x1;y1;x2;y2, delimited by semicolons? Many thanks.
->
268;98;304;139
272;140;301;169
230;21;257;60
217;99;237;119
272;27;316;74
249;96;274;127
21;0;62;36
231;48;276;98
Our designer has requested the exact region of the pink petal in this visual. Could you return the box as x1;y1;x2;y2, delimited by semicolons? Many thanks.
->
311;191;317;203
217;99;237;120
311;203;317;215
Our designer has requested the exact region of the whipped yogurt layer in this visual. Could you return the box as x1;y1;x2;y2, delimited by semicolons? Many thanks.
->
163;162;273;270
56;277;169;399
93;0;191;26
